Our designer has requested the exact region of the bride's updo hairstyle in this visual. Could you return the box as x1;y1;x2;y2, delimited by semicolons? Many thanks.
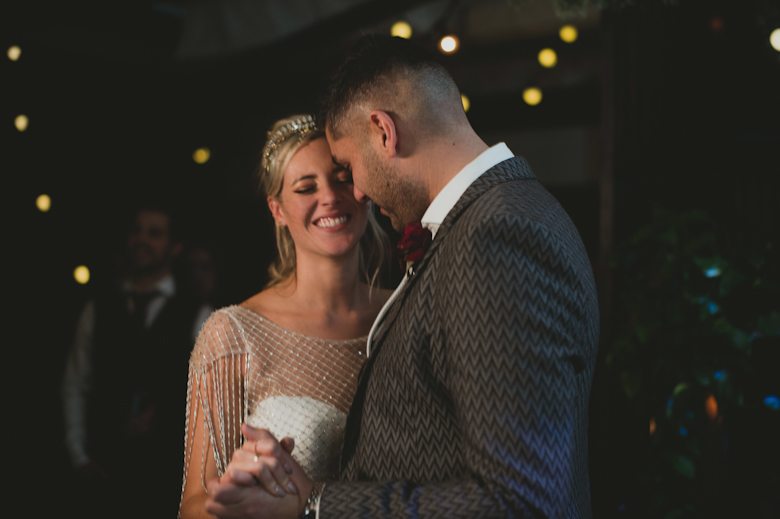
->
259;114;390;289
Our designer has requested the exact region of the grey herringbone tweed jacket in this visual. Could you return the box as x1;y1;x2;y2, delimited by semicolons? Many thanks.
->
321;156;599;519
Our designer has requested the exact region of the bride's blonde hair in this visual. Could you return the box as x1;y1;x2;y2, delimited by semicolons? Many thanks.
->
258;114;390;289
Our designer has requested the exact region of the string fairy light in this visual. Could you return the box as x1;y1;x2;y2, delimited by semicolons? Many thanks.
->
391;21;412;39
439;35;459;54
523;87;542;106
559;25;578;43
538;48;558;68
461;93;470;112
36;194;51;212
193;148;210;164
74;265;91;285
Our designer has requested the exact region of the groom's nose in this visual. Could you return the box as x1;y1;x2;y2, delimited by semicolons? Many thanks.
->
353;184;370;203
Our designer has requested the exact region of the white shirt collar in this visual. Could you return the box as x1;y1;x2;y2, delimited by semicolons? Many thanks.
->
420;142;514;238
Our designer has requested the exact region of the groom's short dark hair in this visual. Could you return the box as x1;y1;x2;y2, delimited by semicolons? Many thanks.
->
320;35;463;140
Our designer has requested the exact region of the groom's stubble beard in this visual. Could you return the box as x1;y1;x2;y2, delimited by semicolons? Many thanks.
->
362;144;429;232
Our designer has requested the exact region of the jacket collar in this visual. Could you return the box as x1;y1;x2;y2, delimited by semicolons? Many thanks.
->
368;156;536;360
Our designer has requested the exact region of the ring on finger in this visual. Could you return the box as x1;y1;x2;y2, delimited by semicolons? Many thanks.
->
253;441;261;463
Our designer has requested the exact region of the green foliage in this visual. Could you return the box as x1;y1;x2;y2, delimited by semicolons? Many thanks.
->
609;208;779;517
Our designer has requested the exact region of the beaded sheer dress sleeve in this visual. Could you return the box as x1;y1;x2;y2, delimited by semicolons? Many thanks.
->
180;306;366;509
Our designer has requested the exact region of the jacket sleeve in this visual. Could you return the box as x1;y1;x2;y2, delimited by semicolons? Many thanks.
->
318;212;596;519
62;300;97;467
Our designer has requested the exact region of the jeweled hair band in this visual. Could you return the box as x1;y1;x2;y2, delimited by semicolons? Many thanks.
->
261;114;319;176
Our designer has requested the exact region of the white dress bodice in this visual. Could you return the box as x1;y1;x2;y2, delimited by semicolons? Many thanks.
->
181;306;366;498
247;396;347;481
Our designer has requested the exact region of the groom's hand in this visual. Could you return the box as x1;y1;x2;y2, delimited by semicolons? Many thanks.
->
206;476;300;519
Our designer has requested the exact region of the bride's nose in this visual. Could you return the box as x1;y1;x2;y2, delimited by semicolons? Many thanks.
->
319;182;343;206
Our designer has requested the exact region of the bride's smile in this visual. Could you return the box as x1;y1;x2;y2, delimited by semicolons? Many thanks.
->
268;136;368;259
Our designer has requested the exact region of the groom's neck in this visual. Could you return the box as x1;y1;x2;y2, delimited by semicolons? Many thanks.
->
420;128;489;203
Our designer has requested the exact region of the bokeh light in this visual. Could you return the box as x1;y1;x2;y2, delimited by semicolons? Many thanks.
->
74;266;91;285
649;417;656;435
7;45;21;61
439;35;460;54
193;148;210;164
523;87;542;106
15;114;29;132
391;21;412;39
705;395;718;421
538;48;558;68
771;29;780;52
559;25;578;43
704;266;722;277
36;194;51;212
764;395;780;410
461;93;470;113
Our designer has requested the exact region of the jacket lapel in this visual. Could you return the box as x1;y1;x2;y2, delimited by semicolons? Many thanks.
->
339;156;537;474
368;157;536;361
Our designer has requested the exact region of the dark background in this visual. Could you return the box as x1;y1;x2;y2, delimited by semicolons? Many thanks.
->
3;0;779;517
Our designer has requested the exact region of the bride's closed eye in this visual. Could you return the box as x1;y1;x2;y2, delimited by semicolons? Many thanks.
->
293;184;316;194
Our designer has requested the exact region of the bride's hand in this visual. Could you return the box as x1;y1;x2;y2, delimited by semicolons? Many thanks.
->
222;432;298;497
238;424;313;505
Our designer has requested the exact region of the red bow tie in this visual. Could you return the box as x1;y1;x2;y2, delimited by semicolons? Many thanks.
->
396;222;433;269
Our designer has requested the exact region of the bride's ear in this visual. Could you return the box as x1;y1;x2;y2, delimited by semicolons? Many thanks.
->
267;196;287;227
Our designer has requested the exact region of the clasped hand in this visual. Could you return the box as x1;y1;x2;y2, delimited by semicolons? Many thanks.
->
205;424;313;519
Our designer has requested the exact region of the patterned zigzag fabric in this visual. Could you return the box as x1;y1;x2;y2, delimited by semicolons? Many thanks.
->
321;156;599;519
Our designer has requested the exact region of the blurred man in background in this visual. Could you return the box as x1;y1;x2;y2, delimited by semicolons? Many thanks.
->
62;203;211;518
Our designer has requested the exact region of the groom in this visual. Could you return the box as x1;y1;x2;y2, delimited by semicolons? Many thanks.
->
207;35;599;518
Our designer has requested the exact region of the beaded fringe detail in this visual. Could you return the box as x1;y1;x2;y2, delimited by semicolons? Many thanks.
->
179;306;366;515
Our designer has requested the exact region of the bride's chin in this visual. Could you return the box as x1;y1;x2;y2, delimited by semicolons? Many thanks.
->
325;239;361;257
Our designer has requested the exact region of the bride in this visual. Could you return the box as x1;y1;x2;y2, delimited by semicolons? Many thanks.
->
179;114;391;518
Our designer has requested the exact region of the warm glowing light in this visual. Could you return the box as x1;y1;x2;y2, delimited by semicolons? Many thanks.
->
15;114;29;132
771;29;780;52
439;35;460;54
705;395;718;421
710;18;724;34
36;194;51;212
523;87;542;106
74;265;91;285
538;48;558;68
391;21;413;39
559;25;578;43
7;45;21;61
193;148;210;164
461;93;470;113
649;417;656;435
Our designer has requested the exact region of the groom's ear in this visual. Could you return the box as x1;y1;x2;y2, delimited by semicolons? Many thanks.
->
368;110;398;159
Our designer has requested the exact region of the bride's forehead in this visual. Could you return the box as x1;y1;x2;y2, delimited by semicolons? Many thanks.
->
284;152;343;183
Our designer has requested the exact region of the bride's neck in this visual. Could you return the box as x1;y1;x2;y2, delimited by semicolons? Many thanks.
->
283;248;364;315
